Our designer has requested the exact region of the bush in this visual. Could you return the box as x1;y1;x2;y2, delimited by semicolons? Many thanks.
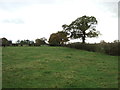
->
67;43;97;52
66;42;119;56
103;42;119;56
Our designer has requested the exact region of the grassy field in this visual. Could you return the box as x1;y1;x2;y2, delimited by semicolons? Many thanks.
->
2;46;118;88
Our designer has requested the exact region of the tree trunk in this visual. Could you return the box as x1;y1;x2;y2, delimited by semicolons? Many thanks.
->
82;31;86;44
82;37;85;43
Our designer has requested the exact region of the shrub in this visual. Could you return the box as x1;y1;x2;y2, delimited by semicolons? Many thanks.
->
66;41;119;56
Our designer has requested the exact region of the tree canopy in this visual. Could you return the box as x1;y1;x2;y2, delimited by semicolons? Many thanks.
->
48;31;69;46
62;15;100;43
1;37;12;46
35;37;47;46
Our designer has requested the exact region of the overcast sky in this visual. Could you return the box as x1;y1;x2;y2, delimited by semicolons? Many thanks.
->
0;0;119;43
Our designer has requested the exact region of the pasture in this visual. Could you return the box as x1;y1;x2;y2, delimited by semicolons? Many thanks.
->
2;46;118;88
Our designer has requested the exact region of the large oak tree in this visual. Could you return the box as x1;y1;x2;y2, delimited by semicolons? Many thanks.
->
62;15;100;43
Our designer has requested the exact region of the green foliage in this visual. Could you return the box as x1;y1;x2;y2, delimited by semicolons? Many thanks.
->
101;42;119;56
48;31;69;46
2;37;8;46
1;37;12;46
62;15;100;43
2;46;118;88
48;33;60;46
67;43;97;52
66;41;119;56
35;37;47;46
17;40;34;46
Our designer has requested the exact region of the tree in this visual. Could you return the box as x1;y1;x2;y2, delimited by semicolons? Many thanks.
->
48;31;69;46
26;39;30;45
100;40;106;44
40;37;47;45
16;40;20;44
35;38;46;46
16;40;34;46
62;15;100;43
2;37;8;47
57;31;69;45
29;41;34;46
48;33;60;46
19;40;24;46
40;37;47;42
8;40;12;46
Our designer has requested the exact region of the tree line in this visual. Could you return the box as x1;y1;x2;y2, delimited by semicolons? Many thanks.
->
0;37;47;47
2;15;118;48
1;15;100;47
0;15;119;56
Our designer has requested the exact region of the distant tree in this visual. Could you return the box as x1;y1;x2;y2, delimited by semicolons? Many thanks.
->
48;33;60;46
40;37;47;42
57;31;69;45
113;40;120;43
29;41;34;46
35;38;46;46
26;40;30;44
62;15;100;43
40;37;47;45
19;40;24;46
8;40;12;46
16;40;20;44
100;40;106;44
48;31;69;46
2;37;8;47
16;39;34;46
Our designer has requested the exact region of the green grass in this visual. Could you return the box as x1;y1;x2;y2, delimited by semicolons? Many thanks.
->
2;46;118;88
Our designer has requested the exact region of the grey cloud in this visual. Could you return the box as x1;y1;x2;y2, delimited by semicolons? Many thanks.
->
0;2;29;11
2;19;24;24
97;1;118;17
0;0;56;11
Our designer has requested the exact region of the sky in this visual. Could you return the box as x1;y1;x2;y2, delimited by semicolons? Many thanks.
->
0;0;119;43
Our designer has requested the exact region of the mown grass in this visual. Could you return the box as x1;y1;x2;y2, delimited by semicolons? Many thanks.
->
2;46;118;88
